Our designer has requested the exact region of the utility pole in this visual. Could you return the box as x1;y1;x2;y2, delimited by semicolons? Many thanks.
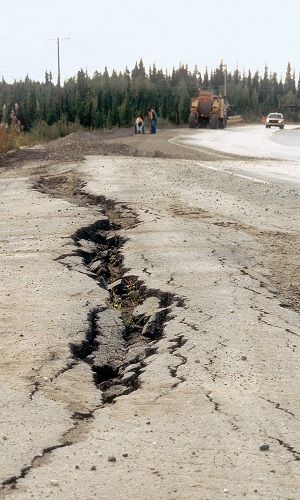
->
224;64;227;104
57;37;62;119
49;37;70;119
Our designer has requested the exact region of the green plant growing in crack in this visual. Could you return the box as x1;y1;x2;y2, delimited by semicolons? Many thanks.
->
123;278;145;307
108;289;122;312
108;252;118;264
106;277;146;334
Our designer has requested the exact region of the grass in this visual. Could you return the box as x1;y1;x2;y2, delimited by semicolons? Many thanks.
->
0;117;83;154
107;277;146;331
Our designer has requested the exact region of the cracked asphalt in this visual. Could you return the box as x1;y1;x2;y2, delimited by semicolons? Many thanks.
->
0;125;299;499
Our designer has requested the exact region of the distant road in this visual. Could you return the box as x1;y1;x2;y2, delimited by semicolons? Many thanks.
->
175;124;300;184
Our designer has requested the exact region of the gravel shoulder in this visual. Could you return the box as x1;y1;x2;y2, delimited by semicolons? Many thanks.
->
0;126;299;499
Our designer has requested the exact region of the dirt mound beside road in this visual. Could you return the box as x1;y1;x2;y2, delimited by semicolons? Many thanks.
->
0;126;241;168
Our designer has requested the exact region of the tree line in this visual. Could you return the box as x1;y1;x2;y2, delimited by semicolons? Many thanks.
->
0;60;299;132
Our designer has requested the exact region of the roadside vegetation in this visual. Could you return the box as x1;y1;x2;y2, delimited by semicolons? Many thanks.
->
0;60;299;153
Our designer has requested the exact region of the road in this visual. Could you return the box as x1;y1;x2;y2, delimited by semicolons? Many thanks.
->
175;124;300;183
0;125;299;499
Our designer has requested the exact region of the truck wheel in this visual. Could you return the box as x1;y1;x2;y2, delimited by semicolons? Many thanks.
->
219;118;227;129
210;113;218;129
188;113;196;128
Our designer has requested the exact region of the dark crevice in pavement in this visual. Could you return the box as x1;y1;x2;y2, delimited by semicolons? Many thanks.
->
28;360;78;401
2;179;187;490
167;335;187;387
1;441;73;490
167;336;188;388
241;266;299;314
205;392;241;432
1;410;95;491
286;328;300;339
70;285;181;404
206;391;220;411
168;335;187;354
72;411;94;421
71;308;101;360
203;357;218;382
270;437;300;461
244;286;261;295
29;380;40;400
262;398;295;417
170;378;186;390
169;367;177;378
67;217;185;404
53;360;78;379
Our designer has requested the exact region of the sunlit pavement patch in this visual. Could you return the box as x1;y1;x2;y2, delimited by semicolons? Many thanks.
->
269;127;300;147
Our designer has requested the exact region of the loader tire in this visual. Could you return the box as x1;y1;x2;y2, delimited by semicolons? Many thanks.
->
188;113;197;128
219;117;227;129
210;113;219;129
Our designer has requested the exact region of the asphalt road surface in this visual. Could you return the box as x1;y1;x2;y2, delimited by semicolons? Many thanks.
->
0;124;299;499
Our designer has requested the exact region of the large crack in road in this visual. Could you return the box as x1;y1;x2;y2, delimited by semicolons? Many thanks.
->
1;174;187;494
35;179;187;405
1;126;300;499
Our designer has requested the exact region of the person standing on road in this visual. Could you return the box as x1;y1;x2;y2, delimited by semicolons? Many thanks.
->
148;107;157;134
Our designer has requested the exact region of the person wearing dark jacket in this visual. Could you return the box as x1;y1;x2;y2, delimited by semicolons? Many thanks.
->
148;107;157;133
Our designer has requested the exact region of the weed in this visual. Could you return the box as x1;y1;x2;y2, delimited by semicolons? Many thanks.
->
108;252;118;264
0;111;84;153
108;289;122;312
123;278;145;306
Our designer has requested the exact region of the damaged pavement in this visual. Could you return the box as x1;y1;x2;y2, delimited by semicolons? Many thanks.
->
0;127;300;499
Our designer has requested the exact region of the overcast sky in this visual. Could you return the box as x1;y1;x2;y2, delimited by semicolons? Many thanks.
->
0;0;299;84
